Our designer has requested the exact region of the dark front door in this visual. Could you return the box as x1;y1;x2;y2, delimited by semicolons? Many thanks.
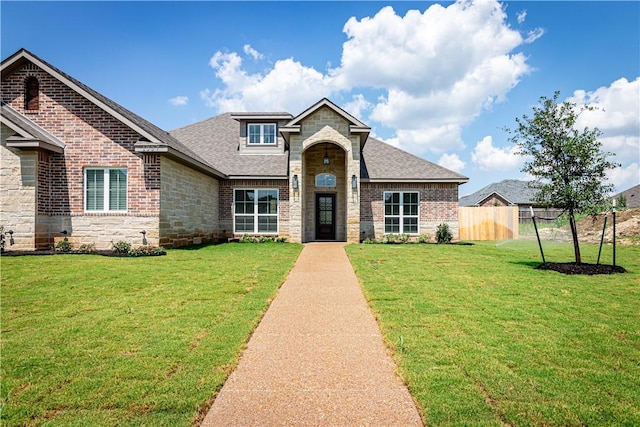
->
316;193;336;240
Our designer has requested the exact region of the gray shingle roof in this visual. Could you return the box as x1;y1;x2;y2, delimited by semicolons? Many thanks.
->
170;113;289;178
172;113;468;182
613;184;640;209
459;179;539;206
361;137;468;182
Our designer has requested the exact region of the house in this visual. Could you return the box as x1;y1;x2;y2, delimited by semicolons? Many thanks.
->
459;179;538;208
459;179;564;222
1;49;468;250
612;184;640;209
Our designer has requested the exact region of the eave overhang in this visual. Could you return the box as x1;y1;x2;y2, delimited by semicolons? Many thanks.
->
5;136;65;153
134;141;226;179
361;177;470;184
226;175;288;180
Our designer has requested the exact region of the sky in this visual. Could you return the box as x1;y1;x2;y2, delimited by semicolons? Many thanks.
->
2;1;639;196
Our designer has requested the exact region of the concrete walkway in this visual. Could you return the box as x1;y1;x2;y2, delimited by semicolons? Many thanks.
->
201;243;423;426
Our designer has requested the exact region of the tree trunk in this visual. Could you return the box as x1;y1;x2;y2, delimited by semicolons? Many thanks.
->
568;211;582;264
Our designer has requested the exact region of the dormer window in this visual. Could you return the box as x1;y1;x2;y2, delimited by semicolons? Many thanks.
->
248;123;276;145
25;77;40;111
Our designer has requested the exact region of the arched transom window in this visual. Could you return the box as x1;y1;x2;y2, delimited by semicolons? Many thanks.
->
315;173;336;188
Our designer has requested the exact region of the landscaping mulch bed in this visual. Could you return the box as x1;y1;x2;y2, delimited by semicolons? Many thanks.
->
1;250;165;257
537;262;627;275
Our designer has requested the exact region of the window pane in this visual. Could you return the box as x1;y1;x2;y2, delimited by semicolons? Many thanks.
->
258;190;277;214
258;216;277;233
235;216;255;233
109;169;127;211
403;192;417;204
86;170;104;211
384;193;393;204
248;124;261;144
235;190;254;214
263;124;276;144
315;173;336;188
403;217;418;234
385;218;399;233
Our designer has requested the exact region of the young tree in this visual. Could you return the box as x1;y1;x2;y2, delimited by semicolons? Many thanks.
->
506;92;619;264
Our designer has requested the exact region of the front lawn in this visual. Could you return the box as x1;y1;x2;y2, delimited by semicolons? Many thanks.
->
346;241;640;426
0;243;302;426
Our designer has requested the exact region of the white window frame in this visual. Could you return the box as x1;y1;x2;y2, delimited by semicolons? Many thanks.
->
247;123;277;145
383;191;419;234
234;188;279;234
84;167;127;213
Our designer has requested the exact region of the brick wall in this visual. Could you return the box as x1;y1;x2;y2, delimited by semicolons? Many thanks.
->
1;61;162;249
479;194;509;207
360;182;460;241
219;179;290;239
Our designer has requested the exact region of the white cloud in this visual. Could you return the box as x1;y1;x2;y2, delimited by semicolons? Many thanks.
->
243;44;264;61
202;0;537;154
202;55;333;113
169;96;189;106
342;94;372;120
471;135;522;171
438;153;466;172
569;77;640;162
516;10;527;24
607;163;640;193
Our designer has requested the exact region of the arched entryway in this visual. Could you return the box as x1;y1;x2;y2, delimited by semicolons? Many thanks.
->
302;142;347;241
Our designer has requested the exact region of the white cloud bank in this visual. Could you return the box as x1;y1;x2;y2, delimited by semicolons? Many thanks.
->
569;77;640;191
201;0;539;155
471;136;522;172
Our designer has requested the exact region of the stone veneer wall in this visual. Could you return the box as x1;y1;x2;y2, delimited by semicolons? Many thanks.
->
2;61;162;250
219;179;290;239
288;106;361;243
360;182;460;241
1;124;37;250
302;143;347;241
159;157;220;247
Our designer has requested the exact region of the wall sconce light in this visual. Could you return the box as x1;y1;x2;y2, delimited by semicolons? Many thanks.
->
7;229;14;246
351;174;358;190
292;174;299;191
140;230;147;245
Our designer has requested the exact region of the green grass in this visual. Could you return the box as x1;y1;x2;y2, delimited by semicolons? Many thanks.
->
0;242;302;426
346;241;640;426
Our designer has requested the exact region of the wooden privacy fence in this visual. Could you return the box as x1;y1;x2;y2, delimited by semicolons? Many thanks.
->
458;206;519;241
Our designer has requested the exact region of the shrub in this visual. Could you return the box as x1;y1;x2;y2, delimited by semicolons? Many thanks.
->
55;239;73;253
417;234;431;244
111;240;132;254
129;245;166;257
76;243;96;254
238;235;287;243
382;234;397;244
362;238;379;244
435;223;453;244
